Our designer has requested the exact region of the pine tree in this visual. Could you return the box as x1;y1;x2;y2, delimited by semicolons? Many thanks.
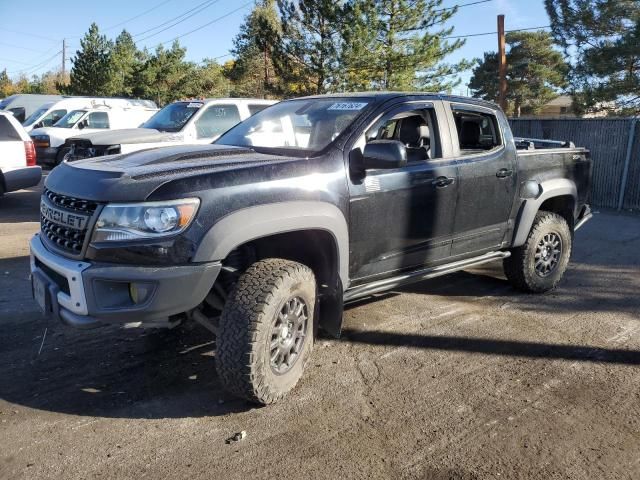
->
342;0;470;91
67;23;114;96
275;0;347;95
545;0;640;114
227;0;282;98
108;30;140;96
469;31;568;116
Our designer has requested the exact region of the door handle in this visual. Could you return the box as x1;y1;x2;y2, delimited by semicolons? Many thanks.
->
432;176;454;188
496;168;513;178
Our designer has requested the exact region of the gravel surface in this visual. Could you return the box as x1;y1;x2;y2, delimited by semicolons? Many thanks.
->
1;179;638;480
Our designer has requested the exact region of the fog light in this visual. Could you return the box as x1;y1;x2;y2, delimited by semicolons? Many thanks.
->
129;282;153;304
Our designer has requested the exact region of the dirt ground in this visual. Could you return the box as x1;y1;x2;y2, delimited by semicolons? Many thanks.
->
0;178;638;480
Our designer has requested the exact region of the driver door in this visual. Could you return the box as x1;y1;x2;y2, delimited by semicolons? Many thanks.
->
347;102;459;284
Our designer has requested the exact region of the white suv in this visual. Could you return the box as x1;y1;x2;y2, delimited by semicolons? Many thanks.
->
0;112;42;195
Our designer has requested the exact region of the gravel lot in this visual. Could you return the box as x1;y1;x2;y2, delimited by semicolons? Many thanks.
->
1;178;638;480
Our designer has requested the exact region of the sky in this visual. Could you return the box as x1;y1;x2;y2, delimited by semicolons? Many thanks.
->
0;0;550;92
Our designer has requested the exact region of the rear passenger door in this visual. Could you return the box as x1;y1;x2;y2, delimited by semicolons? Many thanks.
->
446;103;517;256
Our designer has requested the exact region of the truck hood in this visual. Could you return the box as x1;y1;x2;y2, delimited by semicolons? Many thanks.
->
45;144;300;202
68;128;183;145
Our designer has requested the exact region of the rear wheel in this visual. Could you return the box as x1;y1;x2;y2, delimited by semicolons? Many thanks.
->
216;258;316;404
503;211;572;293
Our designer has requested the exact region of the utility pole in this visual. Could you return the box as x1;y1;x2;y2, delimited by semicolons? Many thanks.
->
497;15;507;112
62;38;66;78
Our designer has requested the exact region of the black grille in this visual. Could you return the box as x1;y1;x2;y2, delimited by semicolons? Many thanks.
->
41;188;99;255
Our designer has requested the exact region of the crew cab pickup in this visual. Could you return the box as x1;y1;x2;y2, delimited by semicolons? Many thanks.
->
30;93;592;405
63;98;276;161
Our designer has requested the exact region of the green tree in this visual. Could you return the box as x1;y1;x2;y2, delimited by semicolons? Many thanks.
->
469;31;568;117
108;30;140;96
0;69;13;97
545;0;640;114
342;0;470;91
275;0;347;95
134;42;202;105
227;0;282;98
67;23;114;95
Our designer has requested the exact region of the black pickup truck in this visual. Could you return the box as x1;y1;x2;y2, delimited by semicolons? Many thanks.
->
30;93;592;404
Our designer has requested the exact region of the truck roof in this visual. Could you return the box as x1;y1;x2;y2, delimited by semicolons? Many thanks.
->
295;91;500;111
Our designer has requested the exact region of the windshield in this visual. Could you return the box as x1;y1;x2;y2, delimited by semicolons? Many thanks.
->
142;101;202;132
23;106;50;126
54;110;87;128
215;98;372;156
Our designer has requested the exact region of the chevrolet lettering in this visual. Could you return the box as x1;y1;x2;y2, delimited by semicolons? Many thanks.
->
40;201;89;230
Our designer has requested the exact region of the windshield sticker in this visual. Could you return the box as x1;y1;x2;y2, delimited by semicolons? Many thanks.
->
327;102;368;111
187;102;204;108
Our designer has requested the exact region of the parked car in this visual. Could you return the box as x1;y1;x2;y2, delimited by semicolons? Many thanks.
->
0;94;63;123
30;93;592;404
29;99;158;165
64;98;276;160
22;97;157;133
0;112;41;196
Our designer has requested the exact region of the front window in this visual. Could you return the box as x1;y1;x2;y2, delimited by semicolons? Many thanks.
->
194;104;241;139
54;110;87;128
24;108;67;127
216;98;372;156
142;102;203;132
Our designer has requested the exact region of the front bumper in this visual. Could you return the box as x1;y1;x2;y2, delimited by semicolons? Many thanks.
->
30;234;221;328
35;147;58;164
2;166;42;193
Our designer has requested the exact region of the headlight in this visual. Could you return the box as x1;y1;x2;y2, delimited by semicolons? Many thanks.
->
91;198;200;242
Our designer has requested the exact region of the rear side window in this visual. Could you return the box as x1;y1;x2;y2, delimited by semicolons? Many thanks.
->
452;108;502;154
195;105;241;139
0;116;21;141
85;111;110;129
248;104;269;115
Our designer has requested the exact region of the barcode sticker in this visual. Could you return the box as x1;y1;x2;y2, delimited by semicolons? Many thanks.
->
327;102;368;111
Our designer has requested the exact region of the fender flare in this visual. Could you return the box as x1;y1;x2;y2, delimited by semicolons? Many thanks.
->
193;201;350;289
512;178;577;247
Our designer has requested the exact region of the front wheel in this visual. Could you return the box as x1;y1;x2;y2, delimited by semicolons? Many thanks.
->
503;211;572;293
216;258;316;404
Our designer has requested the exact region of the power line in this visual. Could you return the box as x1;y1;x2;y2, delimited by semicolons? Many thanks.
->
443;25;551;40
158;1;253;46
0;28;58;43
435;0;493;12
134;0;220;40
103;0;175;31
0;42;48;53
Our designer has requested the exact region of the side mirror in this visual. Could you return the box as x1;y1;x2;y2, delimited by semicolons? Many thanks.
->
34;121;44;129
362;140;407;170
77;121;86;130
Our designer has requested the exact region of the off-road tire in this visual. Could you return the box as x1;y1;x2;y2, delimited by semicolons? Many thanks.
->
504;211;572;293
216;258;316;404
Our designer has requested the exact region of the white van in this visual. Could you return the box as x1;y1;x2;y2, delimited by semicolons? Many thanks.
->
0;94;63;123
29;98;158;165
22;97;157;132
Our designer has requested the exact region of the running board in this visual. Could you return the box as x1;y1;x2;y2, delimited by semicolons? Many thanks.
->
344;251;511;303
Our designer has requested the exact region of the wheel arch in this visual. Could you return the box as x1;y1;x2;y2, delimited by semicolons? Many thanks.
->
512;178;577;247
193;201;349;338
